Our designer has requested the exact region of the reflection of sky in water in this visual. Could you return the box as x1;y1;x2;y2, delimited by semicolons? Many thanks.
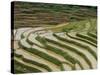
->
14;28;32;40
14;27;46;40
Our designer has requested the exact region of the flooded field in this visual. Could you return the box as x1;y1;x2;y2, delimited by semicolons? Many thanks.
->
11;1;97;74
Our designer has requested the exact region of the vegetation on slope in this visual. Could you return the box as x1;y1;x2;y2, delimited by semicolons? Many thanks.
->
12;1;97;29
12;18;97;73
11;1;97;74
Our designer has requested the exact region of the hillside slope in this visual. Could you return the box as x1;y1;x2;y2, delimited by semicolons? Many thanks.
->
12;19;97;73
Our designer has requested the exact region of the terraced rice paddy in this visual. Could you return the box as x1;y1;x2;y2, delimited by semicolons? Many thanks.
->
13;1;97;29
11;1;97;74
